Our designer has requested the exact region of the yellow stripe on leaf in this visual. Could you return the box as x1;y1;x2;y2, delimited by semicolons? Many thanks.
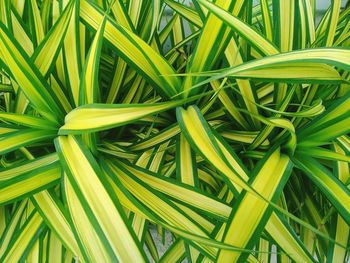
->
80;1;181;98
0;24;64;122
55;135;146;262
59;100;187;134
217;148;291;262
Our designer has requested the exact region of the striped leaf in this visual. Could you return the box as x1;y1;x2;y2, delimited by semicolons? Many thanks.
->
293;154;350;225
80;0;181;98
194;49;350;88
32;0;76;77
0;23;64;122
0;129;57;155
31;190;82;258
217;147;292;262
55;135;146;262
0;211;45;262
59;100;188;134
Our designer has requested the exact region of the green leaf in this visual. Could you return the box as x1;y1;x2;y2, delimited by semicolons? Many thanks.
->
293;154;350;225
0;211;45;262
55;135;146;262
217;147;292;262
0;129;57;155
0;112;58;130
79;16;106;105
0;159;61;205
0;23;64;123
193;49;350;89
59;100;188;134
80;0;181;98
32;0;76;77
196;0;278;56
31;190;82;258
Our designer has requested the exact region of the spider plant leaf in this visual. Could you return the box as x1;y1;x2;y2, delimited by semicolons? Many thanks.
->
315;6;331;44
59;100;187;134
176;133;198;187
224;40;261;128
131;148;163;242
266;213;315;263
55;135;146;262
273;0;295;52
159;239;186;262
0;84;12;93
194;48;350;88
217;147;292;262
221;130;270;147
79;16;106;105
257;238;269;263
0;112;58;130
0;211;45;262
196;0;278;56
164;0;203;27
31;190;82;258
210;80;251;129
80;0;181;98
145;231;159;261
117;160;230;221
63;175;114;262
0;162;61;205
0;0;11;31
109;0;135;31
0;129;57;155
298;117;350;148
0;153;57;178
293;155;350;225
182;0;245;96
177;105;264;194
326;143;350;262
130;124;180;151
105;0;135;104
28;0;45;46
46;232;63;262
272;0;295;103
105;59;128;103
0;24;64;122
128;0;143;27
48;75;73;114
78;15;107;152
297;0;308;49
32;0;75;77
295;147;350;162
63;1;82;106
325;0;341;46
0;125;20;136
260;0;273;41
11;10;34;55
102;159;218;258
298;93;350;146
303;0;316;44
0;200;28;257
177;106;314;262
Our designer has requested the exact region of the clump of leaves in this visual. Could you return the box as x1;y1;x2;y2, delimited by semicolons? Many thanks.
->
0;0;349;262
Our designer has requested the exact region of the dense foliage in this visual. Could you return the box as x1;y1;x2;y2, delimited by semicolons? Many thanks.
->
0;0;350;262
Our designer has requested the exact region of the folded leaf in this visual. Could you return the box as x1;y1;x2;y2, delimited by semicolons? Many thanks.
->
59;100;187;134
